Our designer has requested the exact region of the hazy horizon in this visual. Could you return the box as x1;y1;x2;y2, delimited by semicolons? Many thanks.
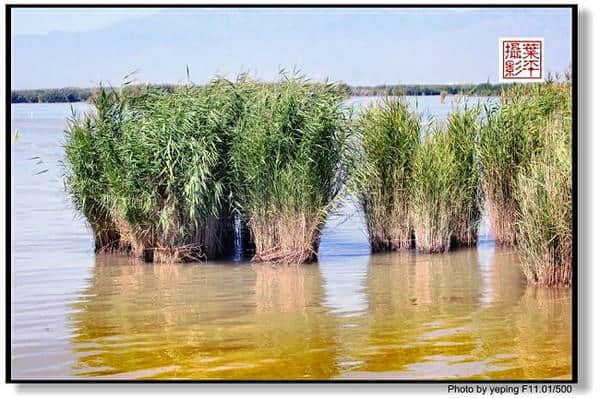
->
11;7;572;90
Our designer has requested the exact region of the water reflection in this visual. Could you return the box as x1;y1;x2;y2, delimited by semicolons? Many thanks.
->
336;248;571;380
320;258;369;318
251;264;338;379
344;251;484;377
478;244;527;307
64;240;572;380
319;199;370;317
512;287;572;379
470;249;571;380
64;242;573;380
70;257;338;379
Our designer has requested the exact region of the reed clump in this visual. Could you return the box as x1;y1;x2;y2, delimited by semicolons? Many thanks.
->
65;80;240;262
354;97;420;252
478;83;571;246
516;111;572;287
65;72;572;276
65;74;351;264
446;102;482;248
477;80;572;286
64;88;128;253
411;126;460;253
230;75;351;263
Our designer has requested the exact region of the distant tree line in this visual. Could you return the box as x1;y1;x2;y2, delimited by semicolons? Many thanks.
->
11;84;179;104
12;82;513;103
342;82;514;97
11;87;94;103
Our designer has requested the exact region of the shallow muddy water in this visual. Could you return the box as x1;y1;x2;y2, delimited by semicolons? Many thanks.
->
10;98;572;380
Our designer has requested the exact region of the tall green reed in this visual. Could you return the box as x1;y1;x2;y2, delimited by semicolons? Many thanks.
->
411;126;460;253
64;79;241;262
516;102;572;286
446;101;482;247
354;97;420;251
230;74;352;263
478;83;571;246
64;87;128;253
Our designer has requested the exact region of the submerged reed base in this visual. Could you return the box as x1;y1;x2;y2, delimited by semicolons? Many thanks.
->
249;215;323;263
367;228;414;252
521;254;573;287
485;197;519;246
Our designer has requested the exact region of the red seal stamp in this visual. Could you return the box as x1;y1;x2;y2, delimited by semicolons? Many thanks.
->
499;38;544;82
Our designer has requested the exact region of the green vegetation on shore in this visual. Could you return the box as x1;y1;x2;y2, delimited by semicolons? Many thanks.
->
14;82;511;104
346;82;511;97
12;85;177;104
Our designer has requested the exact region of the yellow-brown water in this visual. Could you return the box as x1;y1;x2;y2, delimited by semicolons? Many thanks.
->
12;247;572;380
10;101;572;380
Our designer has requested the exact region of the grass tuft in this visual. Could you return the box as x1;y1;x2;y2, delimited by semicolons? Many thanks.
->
411;125;459;253
64;80;241;262
446;101;482;247
478;82;571;246
354;97;420;252
516;110;572;286
230;74;352;263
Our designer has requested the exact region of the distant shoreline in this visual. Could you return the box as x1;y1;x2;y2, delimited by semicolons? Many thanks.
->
11;83;511;104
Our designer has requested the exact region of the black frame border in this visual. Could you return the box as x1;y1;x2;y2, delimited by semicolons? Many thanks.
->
5;2;578;384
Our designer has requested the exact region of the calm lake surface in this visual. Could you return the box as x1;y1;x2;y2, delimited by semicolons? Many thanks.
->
10;97;572;380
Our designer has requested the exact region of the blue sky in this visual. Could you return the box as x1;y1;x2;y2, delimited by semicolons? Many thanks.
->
11;7;572;89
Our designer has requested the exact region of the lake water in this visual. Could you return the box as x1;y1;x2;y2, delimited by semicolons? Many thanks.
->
10;97;572;380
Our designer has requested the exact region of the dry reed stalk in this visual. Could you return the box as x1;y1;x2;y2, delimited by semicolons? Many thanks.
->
249;214;323;264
